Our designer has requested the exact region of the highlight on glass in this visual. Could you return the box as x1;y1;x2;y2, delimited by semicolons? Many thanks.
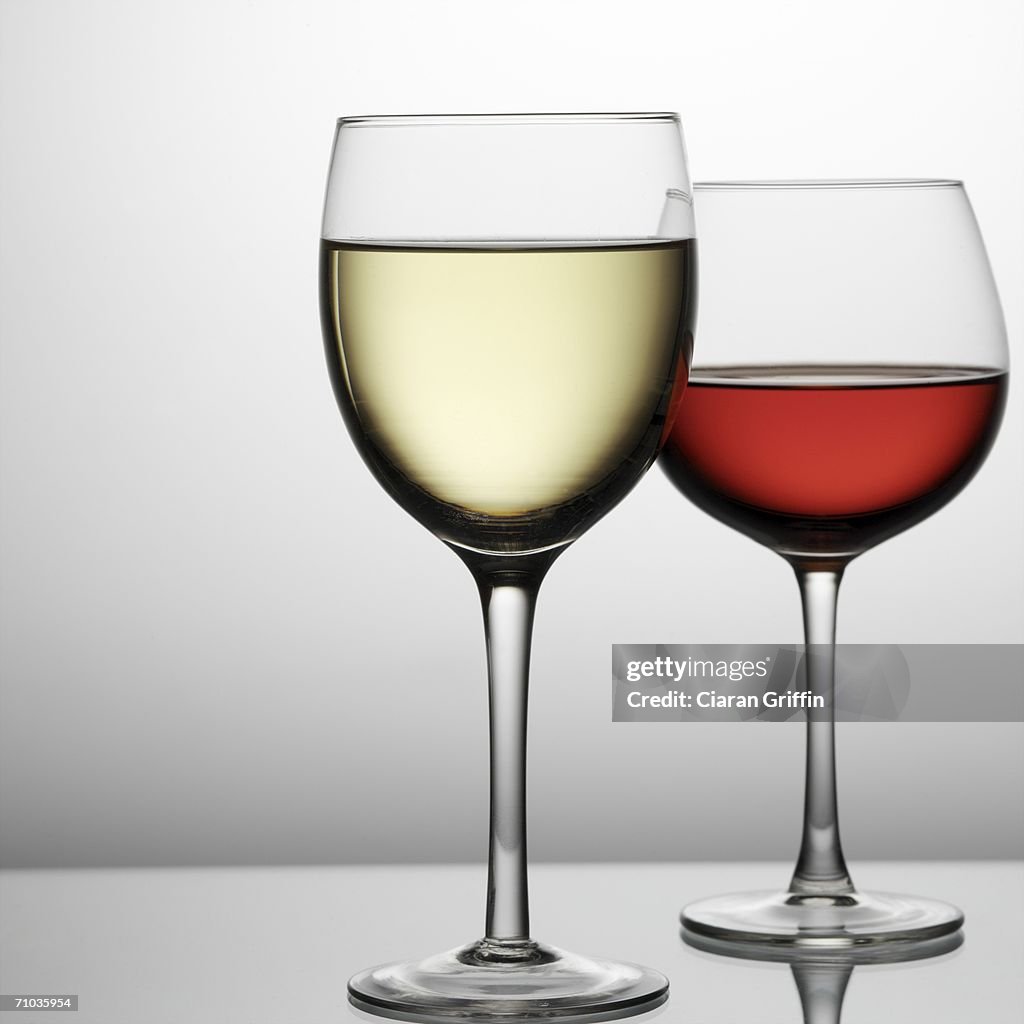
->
320;114;696;1019
662;179;1007;950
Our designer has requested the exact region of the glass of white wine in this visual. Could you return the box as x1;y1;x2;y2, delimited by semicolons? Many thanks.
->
319;114;696;1021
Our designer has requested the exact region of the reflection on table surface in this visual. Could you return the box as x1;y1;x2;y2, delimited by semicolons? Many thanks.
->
683;925;964;1023
0;862;1020;1023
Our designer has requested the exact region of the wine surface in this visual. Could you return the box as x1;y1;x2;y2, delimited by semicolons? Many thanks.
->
660;366;1007;562
321;240;694;555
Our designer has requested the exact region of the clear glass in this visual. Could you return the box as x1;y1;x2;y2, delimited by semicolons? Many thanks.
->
319;113;696;1020
660;180;1008;950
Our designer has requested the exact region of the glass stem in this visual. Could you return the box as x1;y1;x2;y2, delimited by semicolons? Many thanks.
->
474;568;543;947
789;567;855;896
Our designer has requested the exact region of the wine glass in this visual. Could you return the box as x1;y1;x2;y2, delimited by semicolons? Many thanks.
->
319;114;696;1020
660;180;1008;948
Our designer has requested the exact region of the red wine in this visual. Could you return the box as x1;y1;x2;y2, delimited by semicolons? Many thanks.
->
660;366;1007;562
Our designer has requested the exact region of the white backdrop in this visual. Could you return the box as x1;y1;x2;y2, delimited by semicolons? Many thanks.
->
1;0;1021;868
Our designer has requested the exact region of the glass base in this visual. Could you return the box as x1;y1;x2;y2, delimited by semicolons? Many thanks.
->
681;889;964;954
683;920;964;966
348;939;669;1022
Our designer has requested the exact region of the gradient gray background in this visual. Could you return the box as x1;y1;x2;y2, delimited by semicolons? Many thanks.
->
1;0;1021;868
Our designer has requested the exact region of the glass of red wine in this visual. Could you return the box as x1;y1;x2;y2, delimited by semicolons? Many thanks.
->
662;180;1008;950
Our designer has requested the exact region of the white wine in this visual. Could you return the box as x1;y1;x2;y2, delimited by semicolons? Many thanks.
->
320;240;695;554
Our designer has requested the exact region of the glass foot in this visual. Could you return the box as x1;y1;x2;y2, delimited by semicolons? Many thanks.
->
348;938;669;1022
682;919;964;966
681;889;963;952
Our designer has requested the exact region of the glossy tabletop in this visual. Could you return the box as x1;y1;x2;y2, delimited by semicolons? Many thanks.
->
1;861;1021;1023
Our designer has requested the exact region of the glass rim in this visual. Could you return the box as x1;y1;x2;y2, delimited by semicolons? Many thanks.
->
335;112;680;127
694;178;963;190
